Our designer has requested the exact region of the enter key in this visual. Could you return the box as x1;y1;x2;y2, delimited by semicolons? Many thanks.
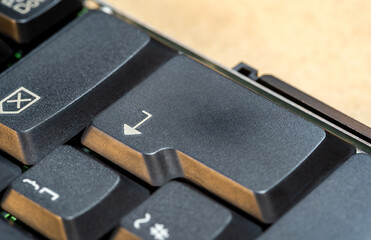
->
82;55;355;223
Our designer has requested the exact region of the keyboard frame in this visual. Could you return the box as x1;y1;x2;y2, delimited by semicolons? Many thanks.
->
89;0;370;154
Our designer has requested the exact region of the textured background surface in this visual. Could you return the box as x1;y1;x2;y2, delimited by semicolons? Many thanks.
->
103;0;370;126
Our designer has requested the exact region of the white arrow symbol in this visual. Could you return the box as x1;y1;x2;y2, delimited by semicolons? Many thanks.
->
124;110;152;136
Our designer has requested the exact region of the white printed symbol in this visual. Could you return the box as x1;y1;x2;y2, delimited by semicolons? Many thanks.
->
133;213;151;229
22;178;59;201
1;0;47;15
39;187;59;201
149;223;169;240
0;87;40;114
124;110;152;136
1;0;13;8
22;179;40;190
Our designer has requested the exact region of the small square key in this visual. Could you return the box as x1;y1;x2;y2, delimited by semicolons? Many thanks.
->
82;55;355;223
1;146;150;240
0;0;82;43
112;181;262;240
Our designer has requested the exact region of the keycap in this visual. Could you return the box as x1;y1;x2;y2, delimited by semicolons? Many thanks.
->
0;0;82;43
82;55;355;223
112;181;262;240
0;155;21;192
0;38;13;65
258;154;371;240
1;146;150;240
0;11;174;165
0;219;33;240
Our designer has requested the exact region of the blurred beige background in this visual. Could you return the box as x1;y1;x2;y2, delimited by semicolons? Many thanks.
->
104;0;370;126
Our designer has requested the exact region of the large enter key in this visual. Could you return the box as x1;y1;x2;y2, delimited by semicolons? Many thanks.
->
82;55;355;223
0;11;174;165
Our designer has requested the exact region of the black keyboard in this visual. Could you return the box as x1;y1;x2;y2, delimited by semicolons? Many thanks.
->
0;1;370;239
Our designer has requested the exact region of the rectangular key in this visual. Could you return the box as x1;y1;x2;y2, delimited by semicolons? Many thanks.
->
112;181;262;240
0;155;21;192
0;10;174;165
1;146;150;240
0;0;82;43
258;154;371;240
82;55;355;223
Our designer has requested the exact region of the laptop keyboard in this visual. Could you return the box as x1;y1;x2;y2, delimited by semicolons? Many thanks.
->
0;2;370;240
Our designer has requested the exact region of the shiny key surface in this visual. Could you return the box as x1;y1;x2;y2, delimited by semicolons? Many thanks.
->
82;55;355;223
112;181;262;240
0;10;174;165
0;155;21;192
1;146;150;240
258;154;371;240
0;0;82;43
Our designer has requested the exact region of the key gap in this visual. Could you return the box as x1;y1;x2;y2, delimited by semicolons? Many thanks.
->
66;130;158;193
174;178;269;230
